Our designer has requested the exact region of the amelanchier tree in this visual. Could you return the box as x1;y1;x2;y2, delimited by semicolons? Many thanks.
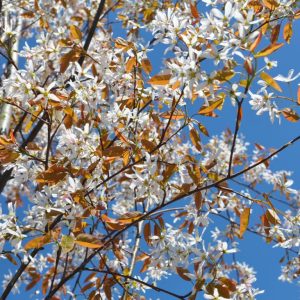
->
0;0;300;299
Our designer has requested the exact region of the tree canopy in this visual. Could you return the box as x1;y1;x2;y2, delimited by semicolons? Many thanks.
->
0;0;300;299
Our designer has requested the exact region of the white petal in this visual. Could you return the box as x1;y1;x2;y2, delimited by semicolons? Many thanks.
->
225;2;233;18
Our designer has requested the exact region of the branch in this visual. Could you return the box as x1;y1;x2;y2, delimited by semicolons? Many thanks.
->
0;0;108;195
77;0;106;66
83;268;191;300
227;101;242;176
1;213;63;299
44;134;300;299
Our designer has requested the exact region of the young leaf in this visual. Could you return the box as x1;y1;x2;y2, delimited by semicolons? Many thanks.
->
239;207;250;238
70;25;82;41
36;165;68;185
249;31;262;52
125;56;136;73
61;235;75;253
214;70;235;82
141;139;156;152
260;72;282;92
189;128;202;152
254;43;284;58
263;0;279;10
148;74;171;85
283;22;293;44
190;3;200;19
198;123;209;136
141;58;152;74
144;222;151;244
24;234;52;250
103;146;127;158
161;111;185;120
118;211;144;224
270;24;281;44
282;108;300;122
198;98;224;114
75;233;103;249
266;208;281;225
60;48;82;73
176;267;191;281
21;11;35;18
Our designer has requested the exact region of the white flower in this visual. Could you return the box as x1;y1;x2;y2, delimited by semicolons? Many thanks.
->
35;82;60;104
204;288;227;300
264;57;277;70
274;69;300;82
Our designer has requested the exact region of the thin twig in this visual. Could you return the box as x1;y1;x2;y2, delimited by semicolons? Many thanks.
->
44;133;300;299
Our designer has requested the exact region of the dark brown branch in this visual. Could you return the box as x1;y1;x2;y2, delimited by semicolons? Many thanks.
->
1;213;63;299
0;0;107;194
45;134;300;299
83;268;192;300
48;246;62;294
78;0;106;66
227;101;242;177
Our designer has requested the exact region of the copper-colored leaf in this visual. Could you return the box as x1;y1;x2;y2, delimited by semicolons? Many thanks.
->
189;128;202;152
161;111;185;120
176;267;191;281
190;3;200;19
148;74;171;86
70;25;82;41
266;208;281;225
239;207;250;238
60;48;82;73
36;165;67;185
187;164;201;185
101;214;127;230
260;72;282;92
75;233;103;249
4;253;18;265
254;43;284;58
214;70;235;82
263;0;279;10
21;11;35;18
141;139;156;152
26;276;41;291
249;31;262;52
125;57;136;73
81;282;94;293
114;128;130;145
103;146;127;158
140;257;151;273
282;108;300;122
198;98;224;115
219;277;237;292
24;234;52;250
144;222;151;244
270;24;280;44
118;211;143;224
141;58;152;74
283;22;293;44
162;164;178;183
42;278;49;295
197;123;209;136
0;136;19;164
194;191;203;210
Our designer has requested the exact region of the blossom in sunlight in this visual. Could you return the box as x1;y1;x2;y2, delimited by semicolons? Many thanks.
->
0;0;300;299
204;288;228;300
274;69;300;83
